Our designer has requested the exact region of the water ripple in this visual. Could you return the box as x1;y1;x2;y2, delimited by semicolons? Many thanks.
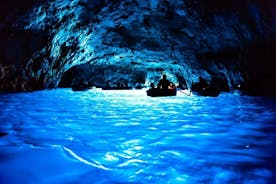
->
0;89;275;183
63;146;111;171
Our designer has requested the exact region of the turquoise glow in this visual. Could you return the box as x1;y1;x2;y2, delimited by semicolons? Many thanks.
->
0;89;275;183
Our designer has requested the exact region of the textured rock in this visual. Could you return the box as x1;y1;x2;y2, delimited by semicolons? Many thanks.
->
0;0;275;95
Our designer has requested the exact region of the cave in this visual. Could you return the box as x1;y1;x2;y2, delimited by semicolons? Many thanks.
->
1;0;276;183
1;0;276;96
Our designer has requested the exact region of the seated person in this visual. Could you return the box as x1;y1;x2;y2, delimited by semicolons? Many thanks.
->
157;74;171;89
168;83;176;90
150;82;155;89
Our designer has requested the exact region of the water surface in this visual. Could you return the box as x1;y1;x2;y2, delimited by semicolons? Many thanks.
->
0;89;275;184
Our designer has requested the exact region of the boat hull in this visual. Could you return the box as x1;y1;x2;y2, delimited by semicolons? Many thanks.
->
147;88;177;97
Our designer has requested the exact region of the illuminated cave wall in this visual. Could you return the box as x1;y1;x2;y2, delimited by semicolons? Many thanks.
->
0;0;275;95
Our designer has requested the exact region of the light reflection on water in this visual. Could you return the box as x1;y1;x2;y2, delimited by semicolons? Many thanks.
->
0;89;275;184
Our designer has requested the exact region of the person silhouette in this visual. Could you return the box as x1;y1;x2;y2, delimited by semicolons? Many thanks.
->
157;74;171;89
150;82;155;89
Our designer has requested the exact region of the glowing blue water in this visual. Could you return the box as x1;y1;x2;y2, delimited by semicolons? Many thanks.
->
0;89;275;184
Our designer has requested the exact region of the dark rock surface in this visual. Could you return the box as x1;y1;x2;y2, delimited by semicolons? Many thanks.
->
1;0;275;95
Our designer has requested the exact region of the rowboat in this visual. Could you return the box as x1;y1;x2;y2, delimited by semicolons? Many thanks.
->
146;88;177;97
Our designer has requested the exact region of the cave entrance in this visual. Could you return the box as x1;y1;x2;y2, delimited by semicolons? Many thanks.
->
59;63;147;89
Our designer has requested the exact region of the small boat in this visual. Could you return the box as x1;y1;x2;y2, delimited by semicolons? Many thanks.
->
146;88;177;97
192;87;220;97
193;90;220;97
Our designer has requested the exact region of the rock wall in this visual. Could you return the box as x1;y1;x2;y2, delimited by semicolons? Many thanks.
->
1;0;275;95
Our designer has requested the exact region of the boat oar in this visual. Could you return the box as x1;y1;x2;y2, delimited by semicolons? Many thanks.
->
177;89;192;96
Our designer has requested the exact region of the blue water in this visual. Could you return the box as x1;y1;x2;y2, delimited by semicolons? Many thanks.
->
0;89;275;184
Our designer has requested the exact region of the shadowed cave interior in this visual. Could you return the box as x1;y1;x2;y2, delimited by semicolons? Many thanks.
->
0;0;276;95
